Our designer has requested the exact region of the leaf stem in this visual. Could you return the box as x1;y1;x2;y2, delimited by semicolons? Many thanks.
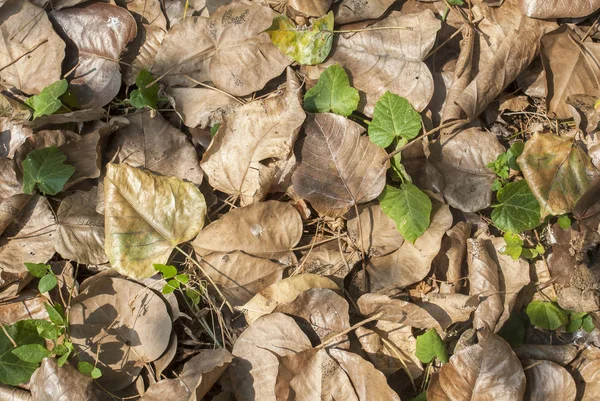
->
330;26;413;34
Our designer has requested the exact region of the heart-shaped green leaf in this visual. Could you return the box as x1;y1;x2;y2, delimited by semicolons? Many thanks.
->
304;64;359;116
491;180;540;233
379;183;432;243
22;146;75;196
368;91;421;148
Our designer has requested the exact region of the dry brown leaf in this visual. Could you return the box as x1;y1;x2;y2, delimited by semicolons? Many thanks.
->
514;344;578;366
292;113;389;217
304;10;441;116
522;0;600;19
69;276;172;391
231;312;312;401
167;87;239;129
571;346;600;400
50;3;137;108
106;111;203;185
201;68;304;205
432;222;471;294
334;0;396;24
268;0;331;17
419;293;477;329
122;24;166;86
0;118;32;159
55;189;106;265
347;202;404;258
25;108;106;128
0;290;48;325
0;384;31;401
523;359;577;401
239;274;340;324
126;0;167;30
192;200;302;263
357;293;443;331
0;0;64;95
298;241;359;286
153;1;291;96
104;163;206;278
163;0;207;27
428;128;505;212
541;26;600;119
30;358;98;401
427;330;526;401
468;238;503;332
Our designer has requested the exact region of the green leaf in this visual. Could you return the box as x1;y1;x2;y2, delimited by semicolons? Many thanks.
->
583;315;595;332
38;274;57;293
501;233;524;260
497;312;525;348
304;64;359;116
186;289;201;305
566;312;586;333
162;279;179;294
368;91;421;148
558;215;571;229
129;69;159;109
491;179;504;192
44;304;65;326
24;263;49;279
379;183;432;243
526;300;568;330
507;142;524;171
0;321;45;385
491;180;541;233
487;153;511;180
78;361;102;379
22;146;75;195
411;392;427;401
415;329;448;364
389;139;412;183
175;274;189;284
56;342;73;367
266;12;334;65
11;344;51;364
153;264;177;279
210;124;221;137
447;0;464;5
27;320;60;340
24;79;68;119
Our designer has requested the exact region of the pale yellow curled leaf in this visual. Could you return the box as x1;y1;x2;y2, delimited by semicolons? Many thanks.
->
30;358;97;401
239;274;340;324
231;313;312;401
427;330;526;401
518;133;599;218
292;113;389;217
201;68;305;205
522;0;600;19
523;359;576;401
104;163;206;278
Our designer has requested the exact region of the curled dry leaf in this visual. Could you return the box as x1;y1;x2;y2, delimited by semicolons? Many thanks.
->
30;358;98;401
201;68;305;205
432;222;471;294
357;293;443;331
514;344;578;366
304;10;441;116
0;0;65;94
50;3;137;108
468;238;503;332
106;111;203;185
192;200;302;263
153;1;291;96
419;293;477;329
292;113;389;217
104;163;206;278
428;128;505;212
167;87;239;129
523;359;576;401
231;313;312;401
239;274;340;324
571;346;600;400
122;24;166;86
521;0;600;19
0;384;31;401
518;133;599;218
0;119;32;159
69;276;172;391
427;330;526;401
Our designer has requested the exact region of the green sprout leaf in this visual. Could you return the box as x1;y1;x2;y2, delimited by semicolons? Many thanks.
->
129;69;159;109
24;79;68;119
368;91;422;148
11;344;51;364
56;342;74;367
379;183;432;243
491;180;541;233
153;264;177;279
162;279;180;294
558;215;571;229
210;123;221;137
487;142;524;181
266;12;334;65
44;304;65;327
175;274;189;284
38;274;57;294
24;263;49;279
78;361;102;379
526;300;568;330
0;321;45;385
501;233;524;260
22;146;75;196
566;312;586;333
415;329;448;364
583;315;595;332
304;64;359;116
186;288;201;305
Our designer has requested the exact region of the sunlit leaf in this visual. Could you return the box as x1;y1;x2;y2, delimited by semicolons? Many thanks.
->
526;300;568;330
491;180;541;233
304;64;359;116
11;344;51;364
368;91;421;148
129;69;159;109
379;183;432;243
415;328;448;364
0;321;45;385
24;80;67;119
22;146;75;195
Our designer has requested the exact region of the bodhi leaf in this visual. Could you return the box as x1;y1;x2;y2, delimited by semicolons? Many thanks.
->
491;180;541;233
292;113;389;217
129;69;159;110
104;163;206;278
24;80;68;119
304;64;359;116
518;133;599;218
0;321;45;386
522;0;600;19
368;91;422;148
526;300;568;330
415;329;448;364
267;12;333;65
379;184;432;243
22;147;75;196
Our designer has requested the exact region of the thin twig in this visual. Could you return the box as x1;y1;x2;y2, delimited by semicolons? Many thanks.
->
182;74;245;104
331;26;413;34
316;311;384;349
0;39;48;73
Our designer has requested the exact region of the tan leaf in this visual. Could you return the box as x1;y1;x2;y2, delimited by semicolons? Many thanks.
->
239;274;340;324
167;87;240;129
518;133;599;218
0;0;65;95
514;344;578;366
0;290;48;326
432;222;471;294
427;330;526;401
304;10;441;115
50;3;137;108
522;0;600;19
335;0;396;24
419;293;477;329
298;241;359;286
292;113;389;217
468;238;503;332
55;189;106;265
122;24;166;86
0;384;31;401
0;118;32;159
428;128;505;212
201;68;305;205
357;293;443;331
286;0;331;17
523;359;576;401
571;347;600;400
153;1;291;96
30;358;98;401
541;26;600;119
104;163;206;278
125;0;167;30
347;202;404;258
192;200;302;262
231;313;312;401
106;111;203;185
69;276;172;391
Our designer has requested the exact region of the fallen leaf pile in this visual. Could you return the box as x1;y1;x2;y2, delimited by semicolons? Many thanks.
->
2;0;600;399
